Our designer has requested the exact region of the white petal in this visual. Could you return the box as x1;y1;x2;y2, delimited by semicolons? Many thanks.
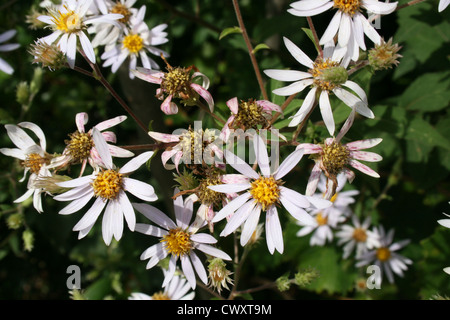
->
92;127;113;169
220;200;255;237
319;90;335;136
191;233;217;244
253;134;271;177
320;11;342;44
283;37;314;69
79;31;96;64
266;206;283;254
208;183;251;194
264;69;312;82
240;205;261;246
274;148;304;180
123;178;157;202
119;151;154;174
73;197;107;231
272;79;314;96
132;203;177;230
212;192;252;223
181;255;196;289
118;191;135;231
189;251;208;284
224;150;259;180
289;87;317;127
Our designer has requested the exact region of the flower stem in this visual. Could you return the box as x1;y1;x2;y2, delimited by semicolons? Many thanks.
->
77;50;149;135
231;0;269;101
269;93;297;126
307;16;323;58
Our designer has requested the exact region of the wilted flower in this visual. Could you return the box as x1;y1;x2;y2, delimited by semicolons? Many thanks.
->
220;97;283;142
297;111;382;199
148;126;223;173
132;60;214;115
49;112;134;175
29;39;67;70
207;257;233;294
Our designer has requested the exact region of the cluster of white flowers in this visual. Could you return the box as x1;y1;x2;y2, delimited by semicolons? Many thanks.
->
2;0;449;300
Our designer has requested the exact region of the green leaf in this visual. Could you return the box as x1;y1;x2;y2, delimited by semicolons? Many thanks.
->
252;43;270;54
301;27;320;54
405;117;450;152
83;277;112;300
398;72;450;112
219;26;242;40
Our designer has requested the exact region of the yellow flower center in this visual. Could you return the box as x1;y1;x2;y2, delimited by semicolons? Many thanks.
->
161;228;192;256
249;176;281;211
151;292;170;300
196;174;226;209
315;212;328;226
376;247;391;262
51;7;83;33
162;67;192;98
233;99;268;129
22;153;50;175
311;58;342;91
65;131;94;163
333;0;362;16
321;141;350;176
352;227;368;242
111;2;132;24
123;34;144;54
92;169;123;200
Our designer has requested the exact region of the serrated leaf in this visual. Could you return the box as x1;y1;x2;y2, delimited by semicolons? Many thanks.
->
219;26;242;40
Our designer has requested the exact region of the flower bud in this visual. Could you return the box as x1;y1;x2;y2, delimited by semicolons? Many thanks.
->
368;38;402;71
6;213;24;230
320;65;348;86
22;229;35;252
29;40;66;71
208;257;233;294
16;82;30;105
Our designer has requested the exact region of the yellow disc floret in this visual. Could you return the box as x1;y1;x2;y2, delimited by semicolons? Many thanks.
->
376;247;391;262
249;176;281;211
65;131;94;163
352;228;368;242
315;212;328;226
123;34;144;54
333;0;362;16
321;141;350;176
151;292;171;300
51;6;83;33
22;153;51;175
111;2;132;24
92;169;123;200
161;228;192;256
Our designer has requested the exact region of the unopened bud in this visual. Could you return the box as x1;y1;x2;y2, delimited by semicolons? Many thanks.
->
22;229;35;252
6;213;24;230
29;40;66;71
276;274;291;292
16;82;30;105
321;66;348;86
32;174;72;194
294;268;320;288
208;258;233;294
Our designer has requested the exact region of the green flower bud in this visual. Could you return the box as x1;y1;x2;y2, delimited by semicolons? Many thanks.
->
321;66;348;86
6;213;24;230
22;229;35;252
368;38;402;71
16;82;30;106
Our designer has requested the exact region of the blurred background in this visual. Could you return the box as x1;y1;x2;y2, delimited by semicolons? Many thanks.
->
0;0;449;300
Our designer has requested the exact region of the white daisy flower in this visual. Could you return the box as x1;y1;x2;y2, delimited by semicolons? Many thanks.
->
0;29;20;75
101;5;169;78
208;134;332;254
49;112;134;175
90;0;139;48
1;122;53;213
264;37;374;136
37;0;124;68
296;206;346;246
53;129;157;245
356;226;412;286
439;0;450;11
288;0;398;61
336;215;380;259
133;189;231;290
128;273;195;300
317;172;359;208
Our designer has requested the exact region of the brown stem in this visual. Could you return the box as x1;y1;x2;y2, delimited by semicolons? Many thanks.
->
232;0;269;101
307;16;323;58
77;49;149;135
